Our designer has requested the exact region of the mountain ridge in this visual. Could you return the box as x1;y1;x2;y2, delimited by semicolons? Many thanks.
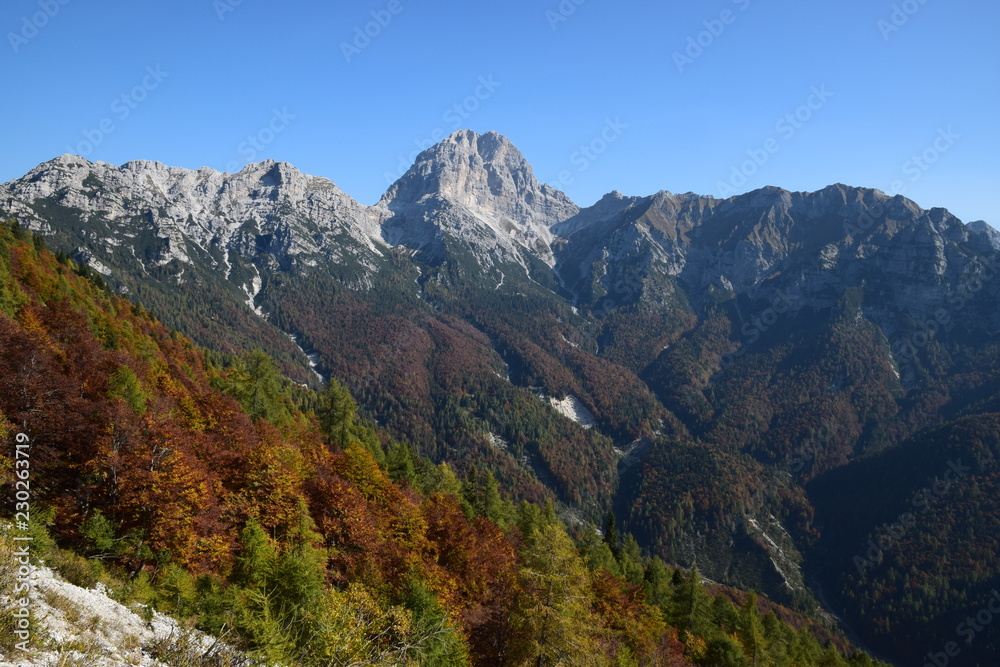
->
4;132;997;386
4;130;998;411
14;131;987;247
8;132;990;302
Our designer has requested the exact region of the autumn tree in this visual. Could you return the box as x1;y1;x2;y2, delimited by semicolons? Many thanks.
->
510;505;605;666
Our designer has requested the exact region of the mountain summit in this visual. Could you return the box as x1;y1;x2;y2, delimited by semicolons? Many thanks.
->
379;130;578;267
383;130;576;222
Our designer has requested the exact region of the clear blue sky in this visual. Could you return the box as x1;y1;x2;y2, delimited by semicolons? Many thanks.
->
2;0;997;224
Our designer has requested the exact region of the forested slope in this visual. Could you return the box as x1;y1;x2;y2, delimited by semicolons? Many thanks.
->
0;219;887;665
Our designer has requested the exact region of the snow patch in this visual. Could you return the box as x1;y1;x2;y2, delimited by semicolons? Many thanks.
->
745;514;803;593
492;362;511;383
244;265;266;318
88;259;112;276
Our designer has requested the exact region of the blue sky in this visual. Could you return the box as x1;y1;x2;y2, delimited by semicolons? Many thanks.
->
2;0;997;224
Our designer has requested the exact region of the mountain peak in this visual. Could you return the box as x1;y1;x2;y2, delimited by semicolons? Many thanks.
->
383;129;538;203
29;154;96;174
378;130;579;265
968;219;998;233
51;153;93;166
431;128;515;154
383;128;578;216
240;158;298;173
968;219;1000;250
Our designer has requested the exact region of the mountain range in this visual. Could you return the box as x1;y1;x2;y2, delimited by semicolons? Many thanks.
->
3;130;999;666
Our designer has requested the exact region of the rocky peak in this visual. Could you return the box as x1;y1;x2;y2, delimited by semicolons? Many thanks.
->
381;130;578;226
377;130;579;267
968;220;1000;250
1;155;384;279
3;138;993;325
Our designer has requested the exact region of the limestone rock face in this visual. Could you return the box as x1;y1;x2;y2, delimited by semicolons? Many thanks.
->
377;130;578;268
2;129;996;339
968;220;1000;251
551;180;998;337
3;154;384;271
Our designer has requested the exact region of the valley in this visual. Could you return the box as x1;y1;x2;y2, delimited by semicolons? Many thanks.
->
2;130;998;665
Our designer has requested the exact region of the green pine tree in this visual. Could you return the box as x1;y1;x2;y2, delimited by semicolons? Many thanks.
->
736;592;770;666
317;377;358;446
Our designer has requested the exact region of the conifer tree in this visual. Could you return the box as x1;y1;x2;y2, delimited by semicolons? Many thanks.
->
386;441;418;486
318;377;358;446
511;514;603;665
642;557;671;608
107;365;148;416
617;534;645;586
462;467;511;526
230;520;281;643
579;522;621;575
711;592;739;633
736;592;770;666
215;349;286;423
604;511;620;559
401;575;470;666
671;565;711;638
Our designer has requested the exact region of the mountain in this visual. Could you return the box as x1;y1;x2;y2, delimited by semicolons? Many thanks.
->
968;219;1000;250
3;131;999;665
0;218;883;666
557;183;998;329
379;130;578;270
4;155;396;382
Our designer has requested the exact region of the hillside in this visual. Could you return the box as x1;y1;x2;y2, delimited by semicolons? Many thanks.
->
3;130;999;664
0;219;888;665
